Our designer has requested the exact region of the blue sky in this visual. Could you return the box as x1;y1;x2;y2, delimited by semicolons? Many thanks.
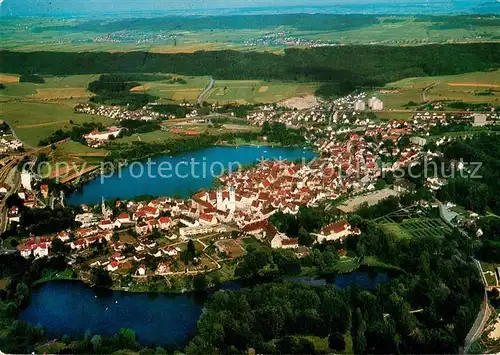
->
0;0;487;16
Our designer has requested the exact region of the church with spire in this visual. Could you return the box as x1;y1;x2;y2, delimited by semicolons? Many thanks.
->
101;197;112;220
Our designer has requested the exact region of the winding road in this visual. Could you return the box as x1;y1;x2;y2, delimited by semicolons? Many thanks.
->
422;81;439;102
197;76;215;106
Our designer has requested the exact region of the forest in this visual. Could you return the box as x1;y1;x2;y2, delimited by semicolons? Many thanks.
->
438;134;500;215
186;216;483;354
87;74;157;110
1;43;499;97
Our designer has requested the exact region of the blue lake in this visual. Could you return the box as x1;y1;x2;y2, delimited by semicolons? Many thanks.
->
67;146;316;205
21;271;390;346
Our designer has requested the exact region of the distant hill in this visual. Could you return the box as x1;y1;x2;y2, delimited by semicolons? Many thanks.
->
473;1;500;13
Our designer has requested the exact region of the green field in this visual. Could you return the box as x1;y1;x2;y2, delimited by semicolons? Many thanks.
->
114;122;259;145
132;75;211;103
374;70;500;110
0;100;113;147
378;217;452;239
0;74;97;99
206;80;319;104
115;130;179;144
375;207;452;239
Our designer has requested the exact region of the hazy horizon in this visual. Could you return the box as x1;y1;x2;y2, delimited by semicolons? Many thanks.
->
0;0;497;17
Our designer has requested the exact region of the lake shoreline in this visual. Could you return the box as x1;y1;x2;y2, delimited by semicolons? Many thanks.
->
22;266;396;346
66;145;317;205
67;139;312;188
31;261;401;295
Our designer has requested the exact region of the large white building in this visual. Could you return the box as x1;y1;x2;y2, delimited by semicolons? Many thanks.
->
354;100;366;111
84;127;122;142
368;97;384;111
21;170;32;191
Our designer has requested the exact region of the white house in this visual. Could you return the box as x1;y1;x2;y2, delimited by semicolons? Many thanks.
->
138;264;146;276
159;217;172;230
316;220;357;243
106;261;119;272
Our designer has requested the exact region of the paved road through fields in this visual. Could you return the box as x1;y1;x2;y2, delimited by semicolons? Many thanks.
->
197;76;215;106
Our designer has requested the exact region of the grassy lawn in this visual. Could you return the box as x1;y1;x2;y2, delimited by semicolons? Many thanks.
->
379;222;413;239
212;262;237;282
0;100;113;147
480;261;496;273
241;237;272;252
485;273;497;287
32;268;76;286
115;130;179;144
378;216;451;240
330;257;360;274
362;256;402;271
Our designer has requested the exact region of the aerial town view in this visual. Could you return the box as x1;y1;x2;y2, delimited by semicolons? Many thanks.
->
0;0;500;354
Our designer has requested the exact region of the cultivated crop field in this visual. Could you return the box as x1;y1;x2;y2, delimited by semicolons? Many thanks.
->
376;70;500;110
2;16;499;53
206;80;319;104
374;206;452;239
130;75;211;103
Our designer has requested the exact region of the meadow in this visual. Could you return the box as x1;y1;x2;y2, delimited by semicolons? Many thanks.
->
0;100;112;147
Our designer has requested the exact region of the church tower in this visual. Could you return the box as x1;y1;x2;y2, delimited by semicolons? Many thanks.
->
229;185;236;211
216;187;223;210
101;197;110;220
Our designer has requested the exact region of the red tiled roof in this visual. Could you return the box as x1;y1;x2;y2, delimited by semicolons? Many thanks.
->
322;220;349;234
281;238;298;246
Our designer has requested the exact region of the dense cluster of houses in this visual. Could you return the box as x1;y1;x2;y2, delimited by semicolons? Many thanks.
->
0;137;23;153
16;87;500;283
